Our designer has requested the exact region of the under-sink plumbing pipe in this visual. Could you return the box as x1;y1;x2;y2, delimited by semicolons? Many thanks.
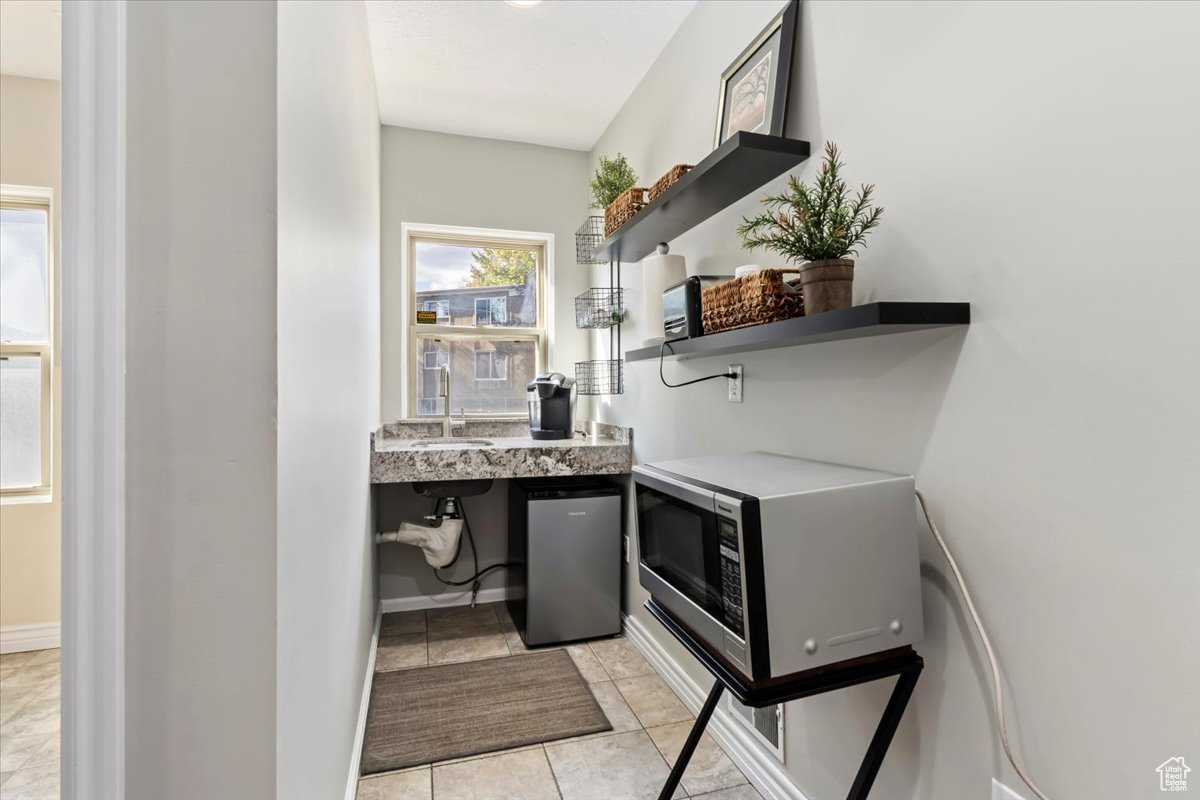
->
376;518;464;568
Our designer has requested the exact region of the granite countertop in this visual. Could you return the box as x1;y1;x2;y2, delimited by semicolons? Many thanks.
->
370;419;633;483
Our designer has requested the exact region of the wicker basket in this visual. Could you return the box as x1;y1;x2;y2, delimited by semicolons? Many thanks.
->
603;186;649;236
702;269;805;334
648;164;693;202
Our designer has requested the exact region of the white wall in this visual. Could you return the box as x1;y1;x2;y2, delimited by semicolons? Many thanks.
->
377;128;592;606
276;1;381;797
122;2;382;796
380;126;591;423
0;74;61;633
377;481;510;603
124;2;278;797
592;2;1200;799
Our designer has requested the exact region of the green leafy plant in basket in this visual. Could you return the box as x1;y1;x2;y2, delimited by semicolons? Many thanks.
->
589;153;639;210
736;142;883;314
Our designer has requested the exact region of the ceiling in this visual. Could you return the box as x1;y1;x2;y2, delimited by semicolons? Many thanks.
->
364;0;697;151
0;0;60;80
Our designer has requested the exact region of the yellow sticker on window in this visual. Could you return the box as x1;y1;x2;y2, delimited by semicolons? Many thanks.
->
416;310;438;324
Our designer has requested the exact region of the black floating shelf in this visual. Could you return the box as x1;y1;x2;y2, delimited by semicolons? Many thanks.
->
626;302;970;362
594;132;811;264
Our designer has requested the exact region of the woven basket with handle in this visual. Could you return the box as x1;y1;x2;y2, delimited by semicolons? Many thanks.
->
603;186;649;236
702;269;805;334
648;164;693;202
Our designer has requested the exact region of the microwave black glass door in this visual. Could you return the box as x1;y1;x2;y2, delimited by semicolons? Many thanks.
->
636;483;722;619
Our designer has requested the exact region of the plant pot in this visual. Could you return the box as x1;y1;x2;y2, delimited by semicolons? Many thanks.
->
798;258;854;314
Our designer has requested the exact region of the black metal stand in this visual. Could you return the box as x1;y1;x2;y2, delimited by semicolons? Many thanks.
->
648;599;923;800
659;681;725;800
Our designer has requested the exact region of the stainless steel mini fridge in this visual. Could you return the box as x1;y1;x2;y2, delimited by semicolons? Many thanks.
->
507;480;622;646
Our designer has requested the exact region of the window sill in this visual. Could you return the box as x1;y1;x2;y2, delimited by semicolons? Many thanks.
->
1;492;53;506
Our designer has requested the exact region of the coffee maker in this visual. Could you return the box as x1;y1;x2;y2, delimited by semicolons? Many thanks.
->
527;373;577;440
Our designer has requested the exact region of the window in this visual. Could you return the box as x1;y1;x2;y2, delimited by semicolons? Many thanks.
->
474;350;508;381
405;225;548;417
423;300;449;320
1;190;53;496
474;296;507;326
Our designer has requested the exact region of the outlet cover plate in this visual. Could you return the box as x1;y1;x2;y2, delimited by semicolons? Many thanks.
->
728;364;743;402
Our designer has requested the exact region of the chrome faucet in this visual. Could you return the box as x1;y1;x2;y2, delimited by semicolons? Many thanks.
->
439;366;466;438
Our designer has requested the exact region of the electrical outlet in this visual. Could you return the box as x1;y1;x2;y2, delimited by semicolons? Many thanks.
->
623;535;631;564
992;779;1027;800
727;364;743;402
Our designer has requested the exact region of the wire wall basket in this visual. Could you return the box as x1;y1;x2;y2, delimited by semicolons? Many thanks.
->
575;216;606;265
575;359;624;396
575;288;626;329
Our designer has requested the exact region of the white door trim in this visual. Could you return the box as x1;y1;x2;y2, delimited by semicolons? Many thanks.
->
61;1;127;798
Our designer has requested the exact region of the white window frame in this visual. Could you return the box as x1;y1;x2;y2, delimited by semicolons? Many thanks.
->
1;185;54;498
401;222;553;419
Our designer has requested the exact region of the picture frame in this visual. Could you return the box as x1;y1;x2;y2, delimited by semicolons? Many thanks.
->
714;0;798;148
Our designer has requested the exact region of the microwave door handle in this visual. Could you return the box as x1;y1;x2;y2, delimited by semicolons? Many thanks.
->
635;468;717;511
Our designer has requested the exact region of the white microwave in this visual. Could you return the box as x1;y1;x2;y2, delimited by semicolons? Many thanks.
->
634;452;924;684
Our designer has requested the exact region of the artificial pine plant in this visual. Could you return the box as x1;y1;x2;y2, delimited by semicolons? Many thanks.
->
589;154;639;210
737;142;884;262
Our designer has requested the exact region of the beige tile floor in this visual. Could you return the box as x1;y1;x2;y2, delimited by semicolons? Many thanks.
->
361;602;762;800
0;648;60;800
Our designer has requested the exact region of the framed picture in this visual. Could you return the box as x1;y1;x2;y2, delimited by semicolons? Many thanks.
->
714;0;798;148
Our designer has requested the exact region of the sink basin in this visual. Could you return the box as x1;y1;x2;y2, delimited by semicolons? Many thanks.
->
409;438;494;448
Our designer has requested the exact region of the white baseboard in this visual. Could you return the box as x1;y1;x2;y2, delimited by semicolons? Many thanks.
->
380;586;510;614
0;622;61;654
622;614;808;800
345;607;381;800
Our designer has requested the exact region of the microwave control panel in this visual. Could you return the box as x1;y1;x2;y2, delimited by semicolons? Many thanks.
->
717;517;745;638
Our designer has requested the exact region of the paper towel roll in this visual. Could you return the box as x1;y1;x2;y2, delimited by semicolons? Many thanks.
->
641;243;687;346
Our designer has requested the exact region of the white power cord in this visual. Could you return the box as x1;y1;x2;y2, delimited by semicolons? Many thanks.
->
916;489;1051;800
